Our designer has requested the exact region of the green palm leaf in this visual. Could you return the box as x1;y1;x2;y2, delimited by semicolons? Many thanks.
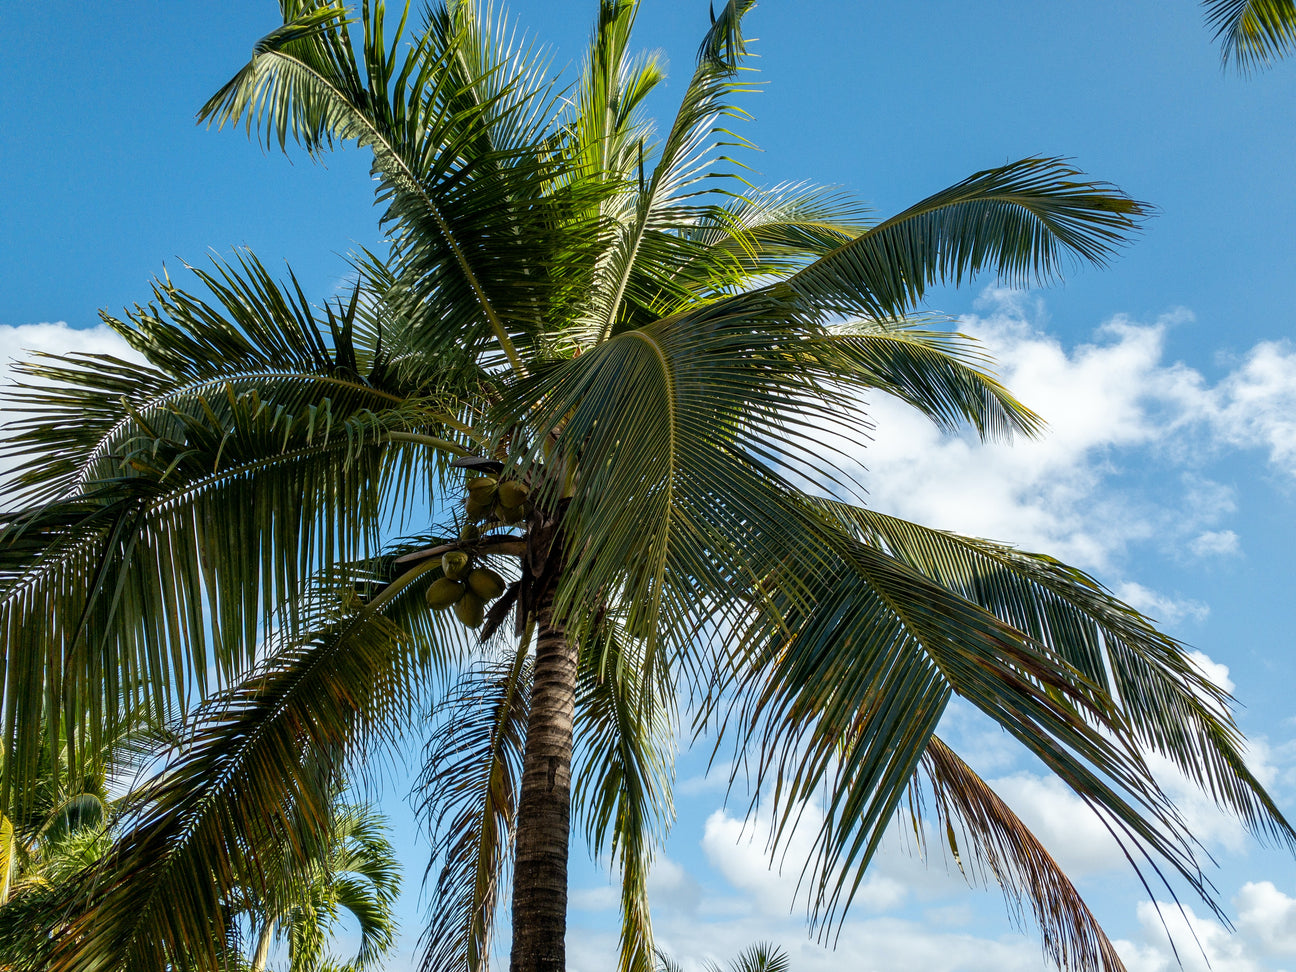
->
416;650;530;972
575;623;675;972
1204;0;1296;68
787;157;1147;320
46;581;437;972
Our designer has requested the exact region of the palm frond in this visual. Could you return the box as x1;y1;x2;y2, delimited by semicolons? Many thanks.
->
667;158;1147;328
0;255;480;799
917;735;1127;972
202;0;605;374
835;505;1296;852
575;0;759;343
667;183;869;302
417;649;531;972
575;623;676;972
1204;0;1296;69
716;497;1228;934
319;803;402;972
810;318;1044;440
45;576;438;972
697;0;757;70
728;942;791;972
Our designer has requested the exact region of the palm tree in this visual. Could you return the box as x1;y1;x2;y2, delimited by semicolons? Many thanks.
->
0;2;1291;971
241;799;400;972
1203;0;1296;68
656;942;789;972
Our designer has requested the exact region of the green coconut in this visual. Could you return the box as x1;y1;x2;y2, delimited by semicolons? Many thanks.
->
454;590;486;628
459;521;481;542
465;492;495;518
466;567;507;601
497;480;530;509
425;577;465;610
465;475;498;494
496;502;526;524
441;551;471;580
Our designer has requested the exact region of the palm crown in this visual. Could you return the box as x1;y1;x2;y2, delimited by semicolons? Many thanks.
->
1;3;1292;972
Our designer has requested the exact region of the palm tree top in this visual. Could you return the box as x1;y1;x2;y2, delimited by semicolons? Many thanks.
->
0;3;1288;972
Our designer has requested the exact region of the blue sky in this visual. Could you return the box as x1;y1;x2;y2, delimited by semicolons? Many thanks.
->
3;2;1296;970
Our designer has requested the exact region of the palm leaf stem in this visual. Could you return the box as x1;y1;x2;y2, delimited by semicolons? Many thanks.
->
386;431;473;456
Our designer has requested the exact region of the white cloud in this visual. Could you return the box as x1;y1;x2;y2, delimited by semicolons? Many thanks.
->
1236;881;1296;956
1115;887;1296;972
985;772;1127;876
0;320;133;363
1116;899;1262;972
1188;649;1236;696
647;856;704;915
1190;529;1242;557
846;300;1215;574
816;294;1296;594
1116;581;1209;625
1202;341;1296;476
0;321;141;483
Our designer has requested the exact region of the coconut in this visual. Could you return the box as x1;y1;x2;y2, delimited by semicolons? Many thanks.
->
454;590;486;628
497;480;530;508
465;492;495;518
466;567;507;600
459;521;481;542
441;551;471;580
425;577;465;610
496;502;526;524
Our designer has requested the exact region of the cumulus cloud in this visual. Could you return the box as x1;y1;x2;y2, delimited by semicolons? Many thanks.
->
0;321;136;378
841;298;1216;573
1189;529;1241;558
1115;885;1296;972
1117;899;1262;972
1235;881;1296;956
814;292;1296;599
0;321;141;483
1116;581;1209;625
1197;341;1296;475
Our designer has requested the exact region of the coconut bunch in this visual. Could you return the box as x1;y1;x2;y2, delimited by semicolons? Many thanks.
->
423;473;532;629
464;475;530;525
425;545;508;629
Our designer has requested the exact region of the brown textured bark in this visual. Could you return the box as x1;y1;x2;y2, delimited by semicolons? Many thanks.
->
509;581;576;972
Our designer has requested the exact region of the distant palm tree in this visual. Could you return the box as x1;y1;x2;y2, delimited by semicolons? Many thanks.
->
1;3;1291;972
657;942;789;972
0;728;128;905
243;801;400;972
1204;0;1296;68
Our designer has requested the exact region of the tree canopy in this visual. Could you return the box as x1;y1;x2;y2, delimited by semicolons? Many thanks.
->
0;3;1292;971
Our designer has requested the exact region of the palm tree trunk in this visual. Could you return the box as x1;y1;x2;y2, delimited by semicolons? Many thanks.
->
509;587;576;972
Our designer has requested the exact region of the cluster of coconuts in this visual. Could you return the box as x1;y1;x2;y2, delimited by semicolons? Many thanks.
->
423;474;530;629
463;475;530;524
424;549;507;628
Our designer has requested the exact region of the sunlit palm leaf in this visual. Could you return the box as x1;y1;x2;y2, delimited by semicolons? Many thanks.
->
1204;0;1296;68
809;318;1043;439
719;498;1229;933
786;158;1147;320
46;578;439;972
574;0;760;343
202;0;608;373
0;254;476;800
835;504;1296;851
